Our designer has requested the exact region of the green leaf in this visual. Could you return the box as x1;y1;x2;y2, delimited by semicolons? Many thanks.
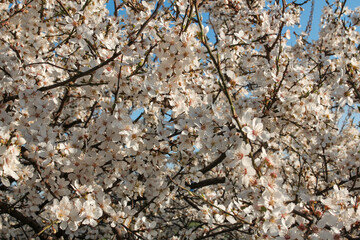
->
260;206;267;212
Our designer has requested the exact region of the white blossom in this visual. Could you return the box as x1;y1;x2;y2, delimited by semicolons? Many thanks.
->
0;0;359;239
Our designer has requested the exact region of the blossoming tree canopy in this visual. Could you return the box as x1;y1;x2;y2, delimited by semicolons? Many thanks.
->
1;0;360;239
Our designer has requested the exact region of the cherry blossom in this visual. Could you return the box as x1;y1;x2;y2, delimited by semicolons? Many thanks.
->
0;0;360;239
243;118;270;142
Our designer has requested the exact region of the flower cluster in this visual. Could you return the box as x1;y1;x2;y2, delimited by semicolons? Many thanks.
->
0;0;360;239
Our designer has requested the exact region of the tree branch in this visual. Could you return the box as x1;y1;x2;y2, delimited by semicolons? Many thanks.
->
187;177;226;189
0;201;47;240
199;152;226;174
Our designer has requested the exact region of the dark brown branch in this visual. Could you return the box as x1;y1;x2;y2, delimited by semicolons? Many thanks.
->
56;0;71;17
0;201;47;240
305;0;315;35
0;66;12;78
1;50;120;104
127;0;164;46
38;52;121;92
111;55;123;115
62;119;83;129
292;209;313;223
266;22;285;60
316;174;360;196
119;222;147;240
23;61;78;73
111;226;123;240
0;2;32;25
52;88;70;124
83;101;98;128
2;0;164;105
196;223;250;240
183;196;200;210
187;177;226;189
2;93;19;104
199;152;226;174
133;197;156;217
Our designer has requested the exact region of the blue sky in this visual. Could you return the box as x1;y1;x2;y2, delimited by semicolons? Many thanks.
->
106;0;359;41
298;0;359;40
